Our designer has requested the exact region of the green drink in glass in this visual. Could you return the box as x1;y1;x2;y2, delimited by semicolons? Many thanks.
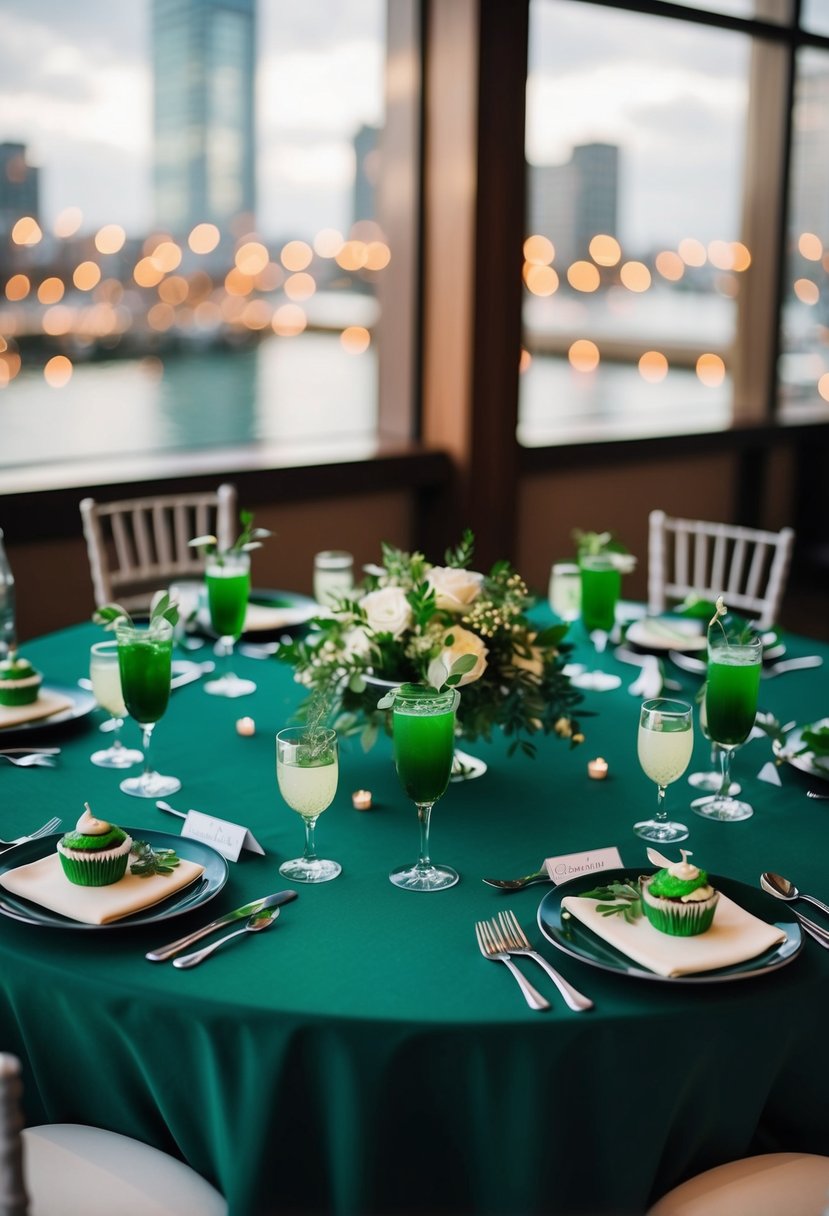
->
116;619;180;798
571;555;622;692
382;683;460;892
694;635;762;823
204;551;255;698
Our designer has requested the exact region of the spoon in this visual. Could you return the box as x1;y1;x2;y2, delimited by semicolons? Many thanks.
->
482;865;550;891
760;872;829;919
807;791;829;800
759;875;829;949
172;908;279;968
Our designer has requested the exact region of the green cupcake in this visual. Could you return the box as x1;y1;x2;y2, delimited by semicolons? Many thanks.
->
0;656;43;707
57;805;132;887
641;851;719;937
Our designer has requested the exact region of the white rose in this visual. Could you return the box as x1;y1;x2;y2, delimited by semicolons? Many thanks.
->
361;587;412;639
427;625;489;688
426;566;484;613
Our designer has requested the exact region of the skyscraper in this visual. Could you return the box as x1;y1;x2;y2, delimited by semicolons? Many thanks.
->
0;143;39;235
152;0;256;238
529;142;619;264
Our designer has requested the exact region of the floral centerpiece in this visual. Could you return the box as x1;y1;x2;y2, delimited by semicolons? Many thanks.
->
279;531;585;756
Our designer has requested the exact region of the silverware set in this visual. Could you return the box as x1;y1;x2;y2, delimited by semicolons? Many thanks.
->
146;889;298;966
475;909;593;1012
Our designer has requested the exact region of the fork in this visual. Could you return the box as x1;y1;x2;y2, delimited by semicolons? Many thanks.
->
0;816;62;849
475;920;550;1011
496;910;594;1011
0;754;56;768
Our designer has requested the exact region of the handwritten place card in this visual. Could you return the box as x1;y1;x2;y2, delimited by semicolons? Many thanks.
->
181;810;265;863
544;845;624;886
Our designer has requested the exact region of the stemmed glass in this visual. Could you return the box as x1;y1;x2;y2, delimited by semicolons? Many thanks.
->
634;697;693;843
571;554;622;691
276;727;341;883
386;683;460;892
88;641;143;769
548;561;581;624
313;550;354;607
687;683;740;798
694;635;762;822
204;550;256;698
116;618;180;798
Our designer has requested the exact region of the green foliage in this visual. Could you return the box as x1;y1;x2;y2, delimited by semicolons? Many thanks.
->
130;841;181;877
579;879;643;922
93;590;179;633
188;509;272;558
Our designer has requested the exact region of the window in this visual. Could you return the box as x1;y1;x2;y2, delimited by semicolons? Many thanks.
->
0;0;401;483
519;0;829;446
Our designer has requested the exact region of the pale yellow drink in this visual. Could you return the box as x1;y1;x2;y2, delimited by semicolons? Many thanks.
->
637;721;693;787
90;650;127;717
277;755;338;819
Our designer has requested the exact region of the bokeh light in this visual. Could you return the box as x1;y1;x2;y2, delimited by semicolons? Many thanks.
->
284;273;316;301
188;223;221;254
5;274;30;301
235;242;269;276
589;234;621;267
54;207;83;239
37;277;65;305
95;225;126;255
678;238;706;267
799;232;823;262
655;251;685;282
280;241;313;272
568;339;600;372
314;228;344;258
524;264;559;296
639;351;669;383
567;262;600;292
523;234;555;266
341;326;371;353
11;216;42;246
620;261;651;292
272;304;307;337
696;353;726;386
794;278;820;305
73;262;102;291
44;355;73;387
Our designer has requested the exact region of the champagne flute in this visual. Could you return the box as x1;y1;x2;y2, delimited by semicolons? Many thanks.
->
634;697;693;843
88;641;143;768
687;683;740;796
277;727;340;883
571;554;622;691
387;683;460;892
204;550;255;698
116;619;180;798
694;636;761;822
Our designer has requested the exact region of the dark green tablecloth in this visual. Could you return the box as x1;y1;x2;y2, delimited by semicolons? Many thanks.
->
0;621;828;1215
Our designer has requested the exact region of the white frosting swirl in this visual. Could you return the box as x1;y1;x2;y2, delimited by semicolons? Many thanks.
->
76;808;111;836
667;849;700;882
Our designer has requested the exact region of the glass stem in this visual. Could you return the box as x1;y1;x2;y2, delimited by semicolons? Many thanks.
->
110;718;124;750
416;802;434;870
655;784;667;824
140;723;155;783
303;816;319;862
220;636;235;679
718;745;734;798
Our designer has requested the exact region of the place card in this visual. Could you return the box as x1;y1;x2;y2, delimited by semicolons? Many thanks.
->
757;761;783;786
180;810;265;862
544;845;623;885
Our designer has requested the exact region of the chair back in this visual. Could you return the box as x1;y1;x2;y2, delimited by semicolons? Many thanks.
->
80;484;237;612
648;509;794;629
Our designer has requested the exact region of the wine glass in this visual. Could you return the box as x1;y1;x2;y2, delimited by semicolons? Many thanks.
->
387;683;459;892
687;682;740;797
203;550;255;698
693;635;762;822
116;619;180;798
276;727;340;883
548;561;581;623
634;697;693;842
571;555;622;691
88;641;143;769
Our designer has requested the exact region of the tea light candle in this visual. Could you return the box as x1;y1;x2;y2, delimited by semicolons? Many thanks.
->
588;756;609;780
352;789;372;811
236;716;256;737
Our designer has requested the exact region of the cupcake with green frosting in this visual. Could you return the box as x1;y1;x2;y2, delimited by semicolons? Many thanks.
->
0;655;42;707
57;805;132;887
641;851;719;937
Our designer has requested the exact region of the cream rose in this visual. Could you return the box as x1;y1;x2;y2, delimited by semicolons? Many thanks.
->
427;625;488;688
426;566;484;613
361;587;412;639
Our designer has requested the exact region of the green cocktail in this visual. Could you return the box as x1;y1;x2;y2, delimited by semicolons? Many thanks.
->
580;557;621;633
115;620;180;798
204;551;256;697
695;636;762;823
384;683;460;892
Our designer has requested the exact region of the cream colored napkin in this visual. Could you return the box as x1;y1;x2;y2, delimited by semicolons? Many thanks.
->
0;690;74;730
0;853;204;925
560;891;787;977
243;602;316;631
631;617;706;649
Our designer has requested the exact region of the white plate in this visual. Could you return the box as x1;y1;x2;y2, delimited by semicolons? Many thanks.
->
625;617;707;652
773;717;829;784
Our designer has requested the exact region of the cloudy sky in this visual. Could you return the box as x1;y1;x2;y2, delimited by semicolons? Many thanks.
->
0;0;750;249
0;0;385;239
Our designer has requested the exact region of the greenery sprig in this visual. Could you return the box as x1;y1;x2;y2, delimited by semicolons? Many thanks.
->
579;879;643;922
189;509;272;558
93;590;179;634
130;840;181;877
572;529;637;573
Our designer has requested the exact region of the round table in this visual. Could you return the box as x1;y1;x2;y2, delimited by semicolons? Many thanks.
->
1;620;827;1215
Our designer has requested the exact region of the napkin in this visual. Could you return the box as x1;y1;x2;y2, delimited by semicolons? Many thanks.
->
0;853;204;925
630;617;705;649
243;602;317;631
0;690;74;730
560;891;787;977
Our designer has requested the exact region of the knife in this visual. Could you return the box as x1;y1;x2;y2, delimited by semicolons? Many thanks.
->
145;890;298;962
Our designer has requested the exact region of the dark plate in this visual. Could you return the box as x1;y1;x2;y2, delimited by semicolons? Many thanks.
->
537;867;802;984
0;683;96;739
0;829;228;930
